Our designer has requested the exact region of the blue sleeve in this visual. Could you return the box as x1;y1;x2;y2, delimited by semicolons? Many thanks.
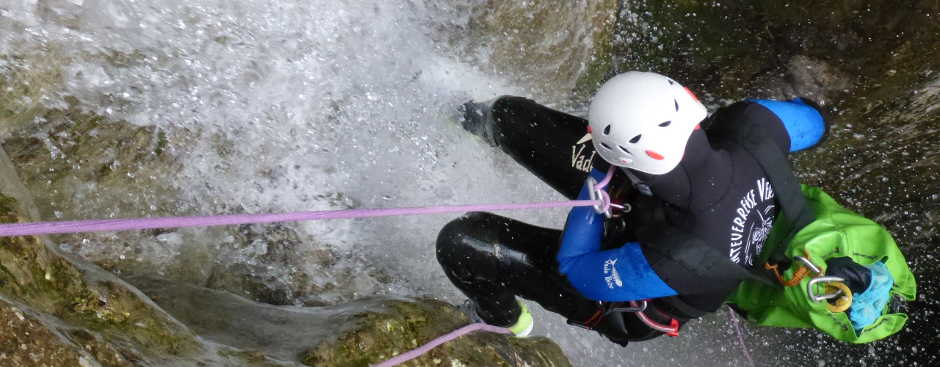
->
749;98;826;152
555;169;678;302
556;169;607;262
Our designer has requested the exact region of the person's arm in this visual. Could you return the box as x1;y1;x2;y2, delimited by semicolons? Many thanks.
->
555;169;678;301
749;98;828;152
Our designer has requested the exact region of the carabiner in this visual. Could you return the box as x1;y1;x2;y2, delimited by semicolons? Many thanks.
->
807;276;846;302
586;176;612;218
794;256;822;275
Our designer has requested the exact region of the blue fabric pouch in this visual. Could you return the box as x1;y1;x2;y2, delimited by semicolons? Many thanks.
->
849;261;894;331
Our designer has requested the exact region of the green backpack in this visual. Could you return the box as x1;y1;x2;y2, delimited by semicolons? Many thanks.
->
703;108;917;343
726;185;917;343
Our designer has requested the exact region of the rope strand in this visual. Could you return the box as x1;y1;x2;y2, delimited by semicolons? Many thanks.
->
371;323;511;367
0;200;601;237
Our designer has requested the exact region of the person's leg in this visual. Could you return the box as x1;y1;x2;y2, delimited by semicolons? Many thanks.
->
436;212;596;325
437;212;678;344
462;96;606;199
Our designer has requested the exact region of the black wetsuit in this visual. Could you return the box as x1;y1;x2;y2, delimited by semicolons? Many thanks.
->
436;96;822;344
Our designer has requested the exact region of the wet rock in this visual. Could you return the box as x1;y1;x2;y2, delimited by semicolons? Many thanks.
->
0;299;88;367
0;152;198;359
455;0;619;102
613;1;939;366
301;299;571;367
0;93;385;306
129;276;572;367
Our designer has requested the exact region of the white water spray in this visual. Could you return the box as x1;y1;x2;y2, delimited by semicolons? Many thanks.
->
0;1;768;365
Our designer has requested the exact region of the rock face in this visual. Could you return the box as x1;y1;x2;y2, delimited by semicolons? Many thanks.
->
452;0;620;102
0;146;202;366
133;276;571;367
300;300;570;367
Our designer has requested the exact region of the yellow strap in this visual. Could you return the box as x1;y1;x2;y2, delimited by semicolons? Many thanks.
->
824;282;853;313
763;250;816;287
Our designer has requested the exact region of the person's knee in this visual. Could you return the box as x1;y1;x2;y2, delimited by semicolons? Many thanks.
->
435;212;495;268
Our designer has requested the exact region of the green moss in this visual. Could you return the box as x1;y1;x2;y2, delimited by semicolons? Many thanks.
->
218;349;290;367
0;192;198;356
573;0;620;100
0;300;86;366
0;53;64;130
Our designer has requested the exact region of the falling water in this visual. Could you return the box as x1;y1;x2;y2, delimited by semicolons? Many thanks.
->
4;1;936;366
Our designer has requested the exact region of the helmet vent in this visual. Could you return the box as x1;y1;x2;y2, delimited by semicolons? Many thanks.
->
659;120;672;127
600;142;612;150
674;98;679;111
629;135;642;144
667;79;675;85
618;145;631;154
603;124;611;135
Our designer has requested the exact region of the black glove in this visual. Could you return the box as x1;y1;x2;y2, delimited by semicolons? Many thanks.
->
825;257;872;294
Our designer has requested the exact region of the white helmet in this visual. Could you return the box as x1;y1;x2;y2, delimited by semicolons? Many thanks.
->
588;71;708;175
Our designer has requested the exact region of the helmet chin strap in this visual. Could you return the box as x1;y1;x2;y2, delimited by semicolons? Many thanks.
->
620;167;654;197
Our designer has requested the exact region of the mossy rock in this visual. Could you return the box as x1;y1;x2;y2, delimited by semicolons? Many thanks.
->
0;195;198;357
302;299;571;367
0;298;93;367
0;152;200;359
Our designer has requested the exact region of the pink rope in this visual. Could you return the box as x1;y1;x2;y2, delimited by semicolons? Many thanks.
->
592;166;618;213
0;200;600;237
595;165;617;189
727;306;755;367
371;323;512;367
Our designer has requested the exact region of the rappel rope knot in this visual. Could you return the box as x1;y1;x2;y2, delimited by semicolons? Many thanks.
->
589;165;621;217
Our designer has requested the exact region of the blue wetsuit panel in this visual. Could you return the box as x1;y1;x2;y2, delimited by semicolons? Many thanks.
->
556;169;678;301
750;99;825;152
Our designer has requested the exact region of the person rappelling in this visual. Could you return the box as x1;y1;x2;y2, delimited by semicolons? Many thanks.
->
436;71;916;344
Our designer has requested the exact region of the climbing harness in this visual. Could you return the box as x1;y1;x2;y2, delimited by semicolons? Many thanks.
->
628;300;680;337
565;299;682;338
566;300;647;330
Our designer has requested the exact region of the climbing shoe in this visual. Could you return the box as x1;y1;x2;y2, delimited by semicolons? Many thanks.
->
459;298;534;337
457;99;499;147
506;299;534;337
